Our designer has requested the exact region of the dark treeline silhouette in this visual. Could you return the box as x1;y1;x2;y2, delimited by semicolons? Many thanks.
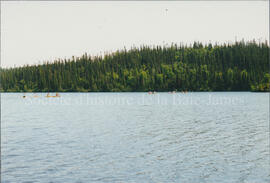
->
1;41;269;92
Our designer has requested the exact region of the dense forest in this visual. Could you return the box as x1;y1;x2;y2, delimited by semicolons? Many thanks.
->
0;41;269;92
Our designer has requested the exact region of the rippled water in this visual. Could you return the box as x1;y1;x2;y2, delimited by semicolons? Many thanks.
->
1;92;269;183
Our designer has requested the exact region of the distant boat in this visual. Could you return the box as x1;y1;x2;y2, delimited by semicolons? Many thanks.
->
46;93;60;98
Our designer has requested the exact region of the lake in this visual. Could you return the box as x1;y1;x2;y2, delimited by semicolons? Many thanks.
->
1;92;269;183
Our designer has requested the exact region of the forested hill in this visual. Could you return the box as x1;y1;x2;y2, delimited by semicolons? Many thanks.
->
1;41;269;92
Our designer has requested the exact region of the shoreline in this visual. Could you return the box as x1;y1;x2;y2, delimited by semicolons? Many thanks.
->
0;91;268;93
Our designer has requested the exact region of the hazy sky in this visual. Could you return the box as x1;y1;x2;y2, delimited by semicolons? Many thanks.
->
1;1;269;68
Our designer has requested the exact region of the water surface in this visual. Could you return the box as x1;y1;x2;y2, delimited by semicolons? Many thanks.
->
1;92;269;183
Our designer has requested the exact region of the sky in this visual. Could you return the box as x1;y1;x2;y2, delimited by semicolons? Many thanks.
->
1;1;269;68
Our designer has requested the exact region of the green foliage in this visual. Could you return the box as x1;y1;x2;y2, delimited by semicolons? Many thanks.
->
0;41;269;92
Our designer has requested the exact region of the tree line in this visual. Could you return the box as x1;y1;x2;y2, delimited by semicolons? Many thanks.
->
0;40;269;92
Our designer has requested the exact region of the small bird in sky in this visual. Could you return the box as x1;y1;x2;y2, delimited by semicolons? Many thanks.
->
165;8;168;15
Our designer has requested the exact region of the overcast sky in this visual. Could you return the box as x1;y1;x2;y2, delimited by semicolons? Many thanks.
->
1;1;269;68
